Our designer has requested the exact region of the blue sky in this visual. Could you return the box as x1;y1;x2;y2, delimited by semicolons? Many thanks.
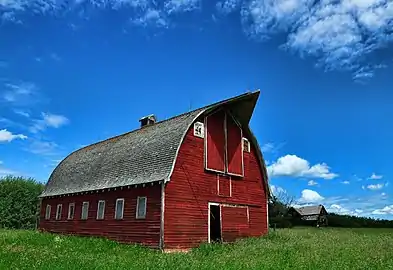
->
1;0;393;220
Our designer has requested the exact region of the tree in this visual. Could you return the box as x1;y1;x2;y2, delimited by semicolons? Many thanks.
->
0;175;44;229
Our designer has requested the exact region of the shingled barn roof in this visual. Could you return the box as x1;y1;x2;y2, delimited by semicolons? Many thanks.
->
40;91;269;198
293;205;327;216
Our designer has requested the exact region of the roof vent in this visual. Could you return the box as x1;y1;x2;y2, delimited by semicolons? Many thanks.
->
139;114;157;128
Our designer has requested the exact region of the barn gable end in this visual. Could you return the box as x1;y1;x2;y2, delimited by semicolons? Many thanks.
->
163;95;268;250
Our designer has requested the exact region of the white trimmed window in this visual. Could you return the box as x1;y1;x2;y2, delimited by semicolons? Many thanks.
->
45;205;51;220
81;202;89;220
56;204;62;220
136;196;147;219
96;200;105;220
193;122;204;138
115;198;124;220
242;137;250;152
68;203;75;220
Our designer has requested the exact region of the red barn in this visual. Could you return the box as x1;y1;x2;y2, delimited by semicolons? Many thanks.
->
38;90;270;251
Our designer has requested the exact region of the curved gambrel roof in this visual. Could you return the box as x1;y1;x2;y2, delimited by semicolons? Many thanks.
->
40;91;270;198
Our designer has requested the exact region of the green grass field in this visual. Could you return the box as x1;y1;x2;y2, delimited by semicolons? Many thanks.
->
1;228;392;270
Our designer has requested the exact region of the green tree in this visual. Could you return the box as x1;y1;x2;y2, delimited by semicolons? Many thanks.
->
0;175;44;229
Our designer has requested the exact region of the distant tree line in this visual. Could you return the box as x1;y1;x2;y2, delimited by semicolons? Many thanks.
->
0;175;44;230
1;175;392;230
268;192;393;229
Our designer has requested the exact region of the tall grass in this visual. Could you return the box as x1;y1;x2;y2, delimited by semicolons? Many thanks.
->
0;228;392;269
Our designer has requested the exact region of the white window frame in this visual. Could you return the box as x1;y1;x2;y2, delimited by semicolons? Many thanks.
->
242;137;250;153
68;202;75;220
56;204;62;220
96;200;106;220
81;201;89;220
193;121;204;138
136;196;147;219
45;205;51;220
114;198;124;220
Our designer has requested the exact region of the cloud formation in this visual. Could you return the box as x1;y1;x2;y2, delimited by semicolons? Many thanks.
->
267;154;338;179
261;142;286;154
13;109;30;118
299;189;324;203
0;129;27;142
372;205;393;215
307;180;318;186
1;0;392;78
240;0;393;79
363;183;385;190
368;173;383;180
25;140;59;155
30;112;70;133
2;82;37;104
270;184;287;196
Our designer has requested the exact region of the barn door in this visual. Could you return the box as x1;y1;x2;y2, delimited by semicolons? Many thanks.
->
221;205;249;242
209;204;222;243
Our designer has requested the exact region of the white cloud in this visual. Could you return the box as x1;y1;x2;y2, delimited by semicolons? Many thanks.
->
2;81;37;103
365;183;384;190
164;0;200;14
372;205;393;215
42;113;69;128
267;154;338;179
299;189;324;203
216;0;241;14
241;0;393;79
0;129;27;142
307;180;318;186
261;142;285;153
2;0;393;79
26;140;58;155
270;184;287;196
353;175;363;181
131;8;168;28
13;109;30;117
327;204;364;216
30;113;69;133
341;180;350;184
50;53;61;61
368;173;383;180
261;142;275;152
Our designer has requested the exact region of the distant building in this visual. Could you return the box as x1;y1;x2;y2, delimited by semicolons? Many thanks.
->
289;205;328;227
38;91;270;251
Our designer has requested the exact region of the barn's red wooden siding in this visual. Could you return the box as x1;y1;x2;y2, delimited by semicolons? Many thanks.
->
218;175;231;197
164;112;268;249
39;185;161;248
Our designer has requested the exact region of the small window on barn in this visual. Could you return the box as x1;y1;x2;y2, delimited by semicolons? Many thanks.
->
115;198;124;220
81;201;89;220
56;204;62;220
193;121;204;138
96;200;105;220
68;203;75;220
242;137;250;153
136;196;147;219
45;205;51;220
